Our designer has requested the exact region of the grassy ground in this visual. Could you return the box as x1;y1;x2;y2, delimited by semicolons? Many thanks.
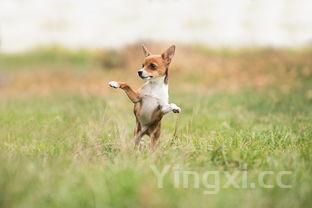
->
0;45;312;207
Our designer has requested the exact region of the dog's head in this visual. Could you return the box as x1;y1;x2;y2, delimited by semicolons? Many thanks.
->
137;45;175;80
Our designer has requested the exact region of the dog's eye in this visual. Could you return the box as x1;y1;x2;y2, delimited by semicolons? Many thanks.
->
150;63;157;70
142;64;144;68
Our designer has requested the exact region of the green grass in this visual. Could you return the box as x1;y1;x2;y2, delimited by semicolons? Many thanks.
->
0;46;126;71
0;46;96;70
0;87;311;208
0;46;311;207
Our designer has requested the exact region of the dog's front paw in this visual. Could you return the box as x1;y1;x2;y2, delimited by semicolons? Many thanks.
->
108;81;120;89
170;103;181;113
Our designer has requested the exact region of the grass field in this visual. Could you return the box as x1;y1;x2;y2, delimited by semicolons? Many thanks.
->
0;45;312;208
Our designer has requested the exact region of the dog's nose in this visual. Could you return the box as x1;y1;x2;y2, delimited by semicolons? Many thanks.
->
138;71;143;76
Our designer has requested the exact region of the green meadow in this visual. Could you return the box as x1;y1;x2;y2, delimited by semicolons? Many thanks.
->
0;45;311;208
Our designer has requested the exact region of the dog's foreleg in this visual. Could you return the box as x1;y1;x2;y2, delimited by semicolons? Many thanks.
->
108;81;140;103
161;103;181;114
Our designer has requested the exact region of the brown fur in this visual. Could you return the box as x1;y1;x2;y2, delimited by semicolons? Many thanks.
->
109;45;177;149
133;102;163;149
118;82;140;103
141;55;168;78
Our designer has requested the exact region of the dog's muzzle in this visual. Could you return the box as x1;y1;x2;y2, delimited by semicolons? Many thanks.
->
138;70;144;78
137;69;152;79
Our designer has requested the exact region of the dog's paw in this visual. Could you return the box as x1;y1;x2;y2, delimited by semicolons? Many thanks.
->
108;81;120;88
170;103;181;113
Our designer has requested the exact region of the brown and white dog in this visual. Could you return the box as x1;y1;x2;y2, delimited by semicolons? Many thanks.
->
108;45;181;149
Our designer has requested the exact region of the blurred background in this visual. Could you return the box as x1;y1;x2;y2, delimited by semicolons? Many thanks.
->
0;0;312;51
0;0;311;97
0;1;312;208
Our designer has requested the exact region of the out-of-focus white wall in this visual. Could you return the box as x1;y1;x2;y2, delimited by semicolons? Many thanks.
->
0;0;311;52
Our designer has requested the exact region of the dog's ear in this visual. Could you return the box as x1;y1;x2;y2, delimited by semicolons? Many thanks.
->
161;45;175;64
142;44;151;57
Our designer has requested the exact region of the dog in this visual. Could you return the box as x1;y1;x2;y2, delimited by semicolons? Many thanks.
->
108;45;181;149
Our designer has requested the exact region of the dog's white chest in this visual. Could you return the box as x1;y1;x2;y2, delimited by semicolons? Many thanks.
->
138;79;169;125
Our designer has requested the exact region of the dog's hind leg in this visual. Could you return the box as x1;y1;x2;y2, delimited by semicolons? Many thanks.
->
150;124;161;150
134;120;142;146
108;81;140;103
134;128;146;148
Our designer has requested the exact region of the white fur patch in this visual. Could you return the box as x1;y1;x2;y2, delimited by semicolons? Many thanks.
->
140;77;169;105
137;76;172;126
108;81;119;88
170;103;181;113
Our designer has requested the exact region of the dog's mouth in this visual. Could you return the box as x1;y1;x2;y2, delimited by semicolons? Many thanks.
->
139;74;153;80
